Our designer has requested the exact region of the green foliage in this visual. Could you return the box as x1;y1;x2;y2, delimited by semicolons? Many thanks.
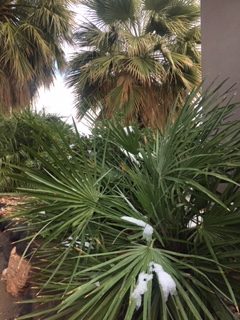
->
67;0;201;129
82;0;136;24
0;110;76;192
0;0;75;113
12;88;240;319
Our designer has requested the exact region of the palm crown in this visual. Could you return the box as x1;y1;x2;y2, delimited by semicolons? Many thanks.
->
0;0;74;113
67;0;201;129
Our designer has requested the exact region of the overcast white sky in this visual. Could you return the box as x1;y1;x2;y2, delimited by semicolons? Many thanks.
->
34;5;91;134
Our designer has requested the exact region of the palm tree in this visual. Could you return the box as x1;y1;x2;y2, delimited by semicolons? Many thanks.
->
0;0;75;114
13;87;240;319
67;0;201;129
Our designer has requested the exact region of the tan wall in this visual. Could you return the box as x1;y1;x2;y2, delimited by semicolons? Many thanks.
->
201;0;240;105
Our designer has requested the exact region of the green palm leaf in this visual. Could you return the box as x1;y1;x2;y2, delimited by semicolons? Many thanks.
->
67;0;201;129
12;87;240;319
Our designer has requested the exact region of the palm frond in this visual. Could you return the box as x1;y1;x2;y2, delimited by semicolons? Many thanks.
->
0;0;75;113
68;0;201;129
12;87;240;319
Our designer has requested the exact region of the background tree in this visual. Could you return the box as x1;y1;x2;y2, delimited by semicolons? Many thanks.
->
67;0;201;129
0;0;75;114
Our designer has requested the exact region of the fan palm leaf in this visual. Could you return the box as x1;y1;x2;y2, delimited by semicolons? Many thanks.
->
67;0;201;129
0;0;75;113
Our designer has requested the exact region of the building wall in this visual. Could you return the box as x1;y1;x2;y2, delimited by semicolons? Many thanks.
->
201;0;240;104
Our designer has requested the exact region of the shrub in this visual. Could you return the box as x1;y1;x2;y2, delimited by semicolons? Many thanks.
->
0;110;76;192
16;88;240;319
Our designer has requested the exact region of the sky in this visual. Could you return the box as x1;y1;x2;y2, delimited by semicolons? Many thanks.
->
34;5;91;134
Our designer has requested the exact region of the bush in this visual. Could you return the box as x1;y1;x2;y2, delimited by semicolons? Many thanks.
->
16;88;240;319
0;110;77;192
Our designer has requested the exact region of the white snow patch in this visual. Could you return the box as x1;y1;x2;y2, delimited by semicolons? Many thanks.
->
123;126;134;134
84;241;93;249
149;262;177;302
187;215;203;228
120;148;140;165
121;216;153;241
62;237;94;249
142;224;154;242
131;272;153;309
